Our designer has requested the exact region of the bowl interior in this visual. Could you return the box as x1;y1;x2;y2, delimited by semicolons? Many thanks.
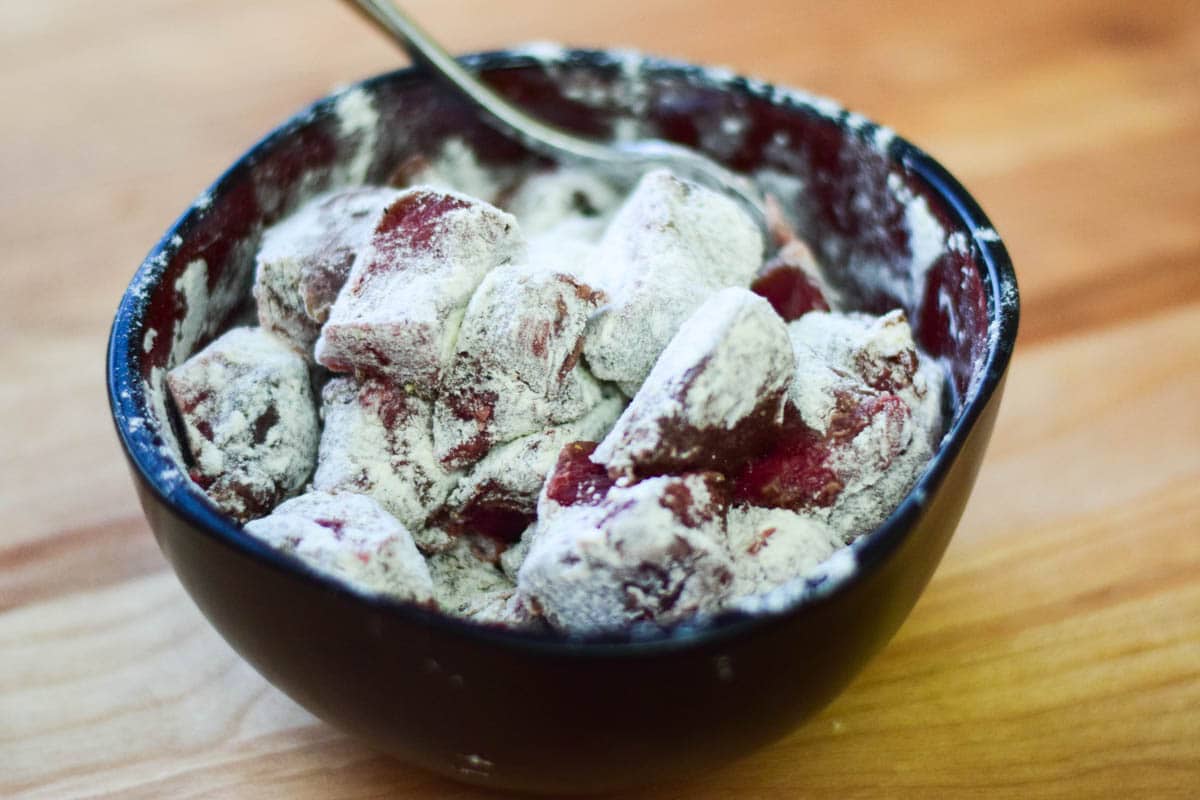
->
109;47;1017;646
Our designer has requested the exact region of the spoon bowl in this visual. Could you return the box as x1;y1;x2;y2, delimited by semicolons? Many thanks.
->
343;0;769;231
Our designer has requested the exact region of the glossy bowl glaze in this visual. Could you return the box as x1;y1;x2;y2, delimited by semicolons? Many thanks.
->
108;48;1018;793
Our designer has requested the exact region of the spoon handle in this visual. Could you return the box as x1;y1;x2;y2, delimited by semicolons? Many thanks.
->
342;0;617;165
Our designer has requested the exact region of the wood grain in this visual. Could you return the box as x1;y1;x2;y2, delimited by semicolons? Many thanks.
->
1;0;1197;797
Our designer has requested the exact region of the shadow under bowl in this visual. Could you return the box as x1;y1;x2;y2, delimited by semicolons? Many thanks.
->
108;48;1018;794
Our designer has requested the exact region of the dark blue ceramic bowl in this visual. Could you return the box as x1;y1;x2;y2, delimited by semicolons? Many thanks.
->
108;48;1017;793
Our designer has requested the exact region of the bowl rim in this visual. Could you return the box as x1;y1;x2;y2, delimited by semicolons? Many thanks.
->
107;47;1019;656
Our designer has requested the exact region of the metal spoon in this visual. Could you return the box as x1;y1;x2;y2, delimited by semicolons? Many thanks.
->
342;0;768;234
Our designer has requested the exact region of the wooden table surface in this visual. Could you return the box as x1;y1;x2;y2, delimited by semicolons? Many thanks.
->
2;0;1198;796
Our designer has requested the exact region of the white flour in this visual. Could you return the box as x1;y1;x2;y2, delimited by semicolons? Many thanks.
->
245;490;434;604
426;538;518;622
315;187;524;391
404;138;512;205
170;259;209;369
785;310;942;540
887;172;947;308
593;288;793;478
725;505;844;598
504;167;622;236
165;327;318;521
582;169;765;393
518;472;733;632
333;87;379;185
255;186;400;354
443;391;625;523
433;261;608;467
313;376;459;554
